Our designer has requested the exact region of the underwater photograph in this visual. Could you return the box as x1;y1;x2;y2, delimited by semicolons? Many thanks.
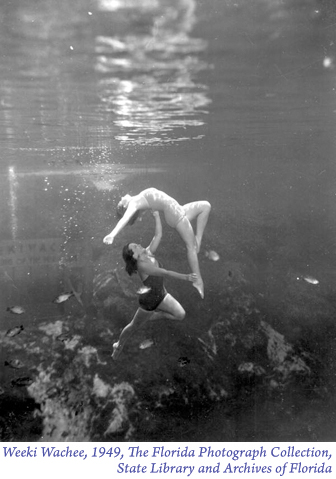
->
1;0;336;442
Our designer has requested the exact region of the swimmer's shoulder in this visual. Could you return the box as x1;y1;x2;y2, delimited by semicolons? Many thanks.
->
138;254;157;279
139;251;157;267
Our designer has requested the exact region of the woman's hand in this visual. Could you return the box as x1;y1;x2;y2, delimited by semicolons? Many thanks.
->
103;234;114;245
151;210;160;218
187;273;198;283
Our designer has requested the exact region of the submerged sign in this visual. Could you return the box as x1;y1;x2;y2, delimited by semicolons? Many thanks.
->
0;239;62;266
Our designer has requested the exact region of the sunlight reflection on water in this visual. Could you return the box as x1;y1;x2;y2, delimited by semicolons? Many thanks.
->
95;0;211;145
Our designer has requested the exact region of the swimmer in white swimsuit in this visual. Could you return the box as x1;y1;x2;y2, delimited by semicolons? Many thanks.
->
103;188;211;299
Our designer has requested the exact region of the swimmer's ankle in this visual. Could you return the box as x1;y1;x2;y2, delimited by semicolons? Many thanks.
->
112;341;123;360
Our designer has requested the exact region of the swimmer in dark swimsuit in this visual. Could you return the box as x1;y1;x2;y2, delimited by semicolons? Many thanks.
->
112;210;197;360
103;188;211;299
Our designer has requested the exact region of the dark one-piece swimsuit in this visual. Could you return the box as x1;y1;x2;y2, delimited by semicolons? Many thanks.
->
138;262;167;311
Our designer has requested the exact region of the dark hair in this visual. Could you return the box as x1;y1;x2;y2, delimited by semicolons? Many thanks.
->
122;243;138;276
116;202;141;226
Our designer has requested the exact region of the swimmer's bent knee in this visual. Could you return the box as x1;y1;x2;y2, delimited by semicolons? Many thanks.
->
176;309;186;321
202;201;211;212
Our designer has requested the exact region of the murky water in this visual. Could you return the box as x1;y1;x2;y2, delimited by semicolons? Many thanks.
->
1;0;336;441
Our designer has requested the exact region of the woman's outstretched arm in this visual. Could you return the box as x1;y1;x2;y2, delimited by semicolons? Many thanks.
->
103;202;138;245
146;211;162;255
138;260;197;283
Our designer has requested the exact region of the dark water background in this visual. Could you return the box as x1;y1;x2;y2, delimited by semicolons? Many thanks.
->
1;0;336;441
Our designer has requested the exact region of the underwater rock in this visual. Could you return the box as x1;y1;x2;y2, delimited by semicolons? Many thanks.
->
0;394;42;441
238;362;266;377
226;332;239;348
28;367;93;441
39;320;64;340
104;382;135;437
5;273;315;442
93;374;111;398
269;379;280;390
77;346;107;367
260;320;311;380
204;292;312;398
152;385;175;408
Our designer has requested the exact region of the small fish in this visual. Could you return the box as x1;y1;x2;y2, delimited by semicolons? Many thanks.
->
5;325;24;337
178;357;190;368
4;359;24;369
52;292;74;304
6;306;25;315
46;385;60;397
0;386;4;395
11;376;33;387
139;339;154;350
56;333;71;342
205;250;220;262
136;286;151;295
303;276;319;285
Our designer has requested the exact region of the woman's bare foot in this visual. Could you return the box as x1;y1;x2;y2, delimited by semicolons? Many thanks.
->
193;280;204;299
112;341;123;360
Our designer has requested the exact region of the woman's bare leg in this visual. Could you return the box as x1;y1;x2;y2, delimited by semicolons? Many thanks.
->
112;307;152;360
182;201;211;253
112;295;186;359
152;293;186;321
176;217;204;298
